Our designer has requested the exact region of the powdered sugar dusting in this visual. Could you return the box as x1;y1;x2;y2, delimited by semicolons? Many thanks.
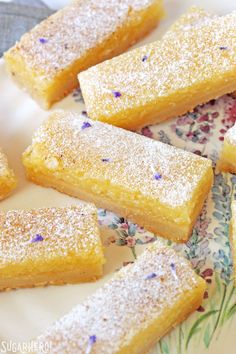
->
35;244;204;353
79;9;236;127
8;0;158;77
163;7;215;38
24;110;212;208
0;204;104;277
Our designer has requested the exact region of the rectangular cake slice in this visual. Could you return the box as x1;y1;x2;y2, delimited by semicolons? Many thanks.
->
4;0;164;109
22;110;213;242
0;148;17;200
218;124;236;173
32;244;206;354
230;202;236;285
0;204;105;291
79;9;236;130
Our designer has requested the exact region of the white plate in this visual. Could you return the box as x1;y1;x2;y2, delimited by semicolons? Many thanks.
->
0;1;236;353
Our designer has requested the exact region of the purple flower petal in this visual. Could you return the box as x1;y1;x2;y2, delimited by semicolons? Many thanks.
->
81;122;92;130
219;46;228;50
145;272;157;280
86;335;97;354
112;90;122;98
154;172;162;180
31;234;44;243
89;335;96;344
39;38;48;44
170;262;177;279
142;55;148;62
170;262;175;271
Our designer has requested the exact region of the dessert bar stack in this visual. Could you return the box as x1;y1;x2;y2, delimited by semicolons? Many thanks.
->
1;2;236;353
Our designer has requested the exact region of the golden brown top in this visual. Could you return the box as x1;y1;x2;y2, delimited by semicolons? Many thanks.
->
0;204;104;274
79;9;236;122
35;243;205;353
23;110;212;208
5;0;160;78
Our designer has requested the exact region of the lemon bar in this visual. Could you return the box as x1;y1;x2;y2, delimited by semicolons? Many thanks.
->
0;148;17;200
79;9;236;130
0;204;105;291
4;0;164;109
218;124;236;173
230;202;236;285
22;111;213;242
163;6;212;37
33;244;206;354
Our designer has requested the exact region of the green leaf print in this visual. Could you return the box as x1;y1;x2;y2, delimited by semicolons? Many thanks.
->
203;324;211;348
186;310;219;349
225;303;236;321
159;340;170;354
